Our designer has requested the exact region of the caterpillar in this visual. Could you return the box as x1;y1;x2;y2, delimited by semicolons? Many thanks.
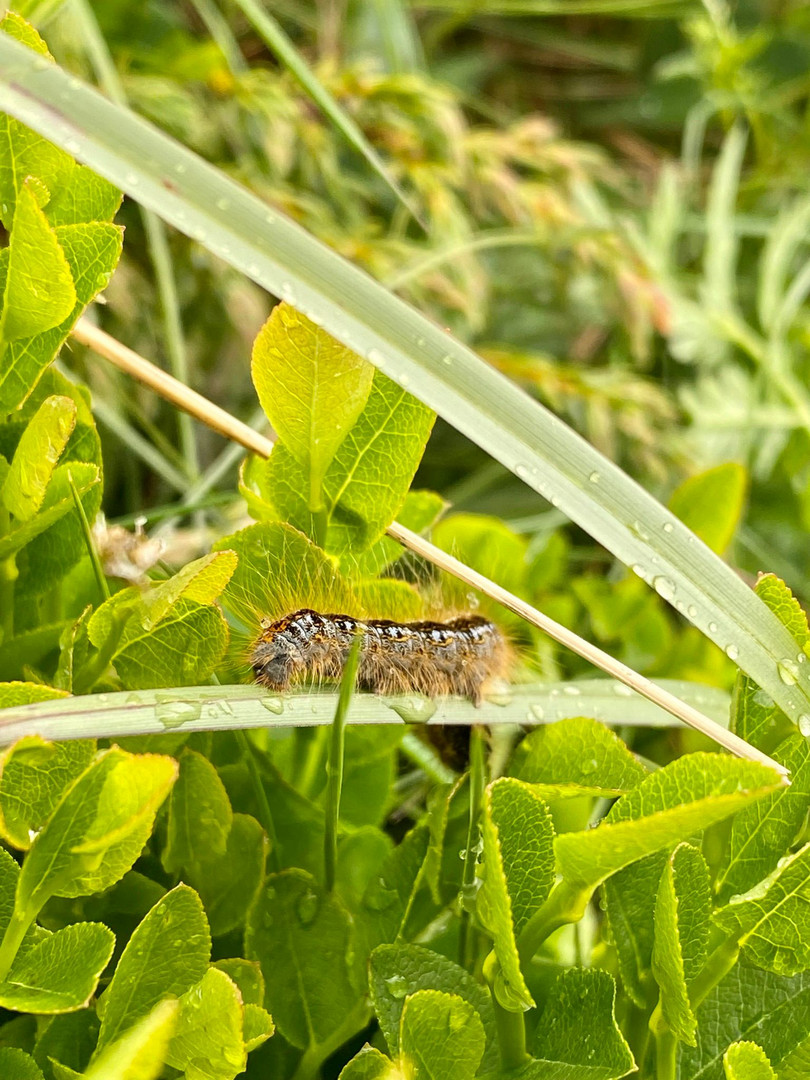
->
250;608;510;705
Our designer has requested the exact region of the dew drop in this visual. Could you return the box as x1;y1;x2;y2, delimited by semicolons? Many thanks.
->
296;889;319;927
687;604;698;618
515;463;529;480
216;197;230;211
778;659;800;686
174;162;187;175
528;704;545;721
156;700;201;730
124;172;139;187
385;974;409;999
631;521;650;542
799;714;810;737
708;622;719;634
367;347;386;366
588;471;601;483
799;652;807;664
725;644;739;661
662;522;674;533
260;696;284;715
613;683;633;697
563;685;581;697
441;354;453;366
387;696;437;724
653;576;676;602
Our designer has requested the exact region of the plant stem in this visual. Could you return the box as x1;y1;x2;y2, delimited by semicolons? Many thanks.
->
68;469;110;602
324;635;362;892
0;507;16;640
484;952;530;1072
517;878;591;964
458;725;487;968
0;906;35;983
235;730;281;873
654;1027;678;1080
689;932;741;1011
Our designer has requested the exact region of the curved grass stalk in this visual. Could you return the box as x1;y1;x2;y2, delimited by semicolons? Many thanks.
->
0;679;730;747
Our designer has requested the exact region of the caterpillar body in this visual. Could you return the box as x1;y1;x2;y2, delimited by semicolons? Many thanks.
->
250;608;509;704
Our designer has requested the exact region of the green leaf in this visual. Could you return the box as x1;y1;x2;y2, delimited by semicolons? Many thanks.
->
32;1010;99;1078
399;990;485;1080
338;1047;395;1080
716;733;810;903
0;1049;44;1080
651;843;711;1045
14;462;102;599
242;1004;274;1053
0;922;114;1013
668;463;748;555
724;1042;777;1080
0;471;99;566
509;716;646;797
17;748;177;917
555;754;783;890
357;824;430;955
680;958;810;1080
0;214;122;414
258;368;435;554
535;972;639;1080
714;841;810;976
188;814;267;937
731;575;809;751
0;181;76;343
252;304;374;511
476;778;555;1011
164;968;246;1080
336;726;403;828
162;749;233;876
0;683;68;708
245;869;361;1050
0;623;66;683
212;959;264;1006
213;520;357;630
112;598;229;690
81;999;177;1080
369;944;499;1075
1;396;76;522
5;36;810;731
96;885;210;1053
334;828;393;910
602;853;667;1009
0;12;51;58
342;489;445;579
532;969;635;1080
54;607;93;694
138;552;238;631
432;514;528;629
321;371;435;553
0;736;96;850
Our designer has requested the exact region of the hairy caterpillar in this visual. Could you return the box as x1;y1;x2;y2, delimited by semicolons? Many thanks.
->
250;608;510;704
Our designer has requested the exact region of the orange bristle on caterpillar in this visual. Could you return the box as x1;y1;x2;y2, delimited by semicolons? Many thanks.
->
250;608;510;705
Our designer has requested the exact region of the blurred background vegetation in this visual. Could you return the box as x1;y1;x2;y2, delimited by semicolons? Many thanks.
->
37;0;810;718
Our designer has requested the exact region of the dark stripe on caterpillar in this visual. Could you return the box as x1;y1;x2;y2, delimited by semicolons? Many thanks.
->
250;608;509;704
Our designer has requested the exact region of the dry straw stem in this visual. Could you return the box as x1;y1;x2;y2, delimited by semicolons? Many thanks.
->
71;316;788;777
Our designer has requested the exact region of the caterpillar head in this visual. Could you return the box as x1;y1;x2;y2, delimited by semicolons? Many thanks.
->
250;628;301;690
